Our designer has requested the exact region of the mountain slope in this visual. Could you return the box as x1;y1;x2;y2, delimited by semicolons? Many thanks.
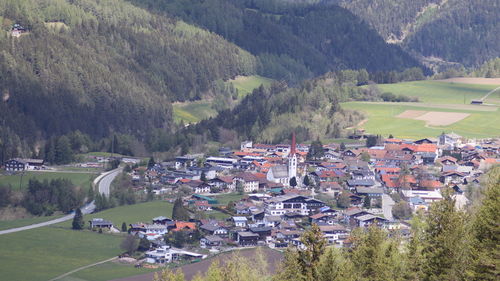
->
127;0;426;82
0;0;257;150
317;0;499;67
404;0;500;66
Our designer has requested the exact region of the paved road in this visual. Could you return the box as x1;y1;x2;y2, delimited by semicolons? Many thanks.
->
0;168;122;235
382;193;395;221
98;168;122;197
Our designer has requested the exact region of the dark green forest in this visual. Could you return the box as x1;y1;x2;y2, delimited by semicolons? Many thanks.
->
0;0;257;159
404;0;500;66
127;0;425;82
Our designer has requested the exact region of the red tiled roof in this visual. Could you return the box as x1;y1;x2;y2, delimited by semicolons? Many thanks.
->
173;222;196;231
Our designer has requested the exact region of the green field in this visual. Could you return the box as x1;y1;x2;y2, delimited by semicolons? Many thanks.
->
0;201;174;281
211;193;245;206
377;80;500;105
343;80;500;139
0;171;97;191
0;226;123;281
60;261;157;281
228;75;273;97
0;214;64;231
173;100;218;124
342;102;500;139
57;200;174;230
173;75;273;124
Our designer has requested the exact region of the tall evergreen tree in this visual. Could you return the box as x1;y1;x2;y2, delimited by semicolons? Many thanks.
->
469;168;500;280
72;208;84;230
172;197;189;221
290;177;297;188
422;189;470;281
303;175;310;187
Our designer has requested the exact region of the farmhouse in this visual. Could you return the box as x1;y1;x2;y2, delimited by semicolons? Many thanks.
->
5;158;44;171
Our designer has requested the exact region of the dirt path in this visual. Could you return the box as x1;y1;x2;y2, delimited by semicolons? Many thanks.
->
49;256;118;281
346;119;368;130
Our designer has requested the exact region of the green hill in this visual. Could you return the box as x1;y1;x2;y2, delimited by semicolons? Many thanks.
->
127;0;426;82
0;0;257;154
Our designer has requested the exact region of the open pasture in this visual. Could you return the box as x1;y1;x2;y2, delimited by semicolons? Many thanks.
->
377;80;500;105
342;102;499;139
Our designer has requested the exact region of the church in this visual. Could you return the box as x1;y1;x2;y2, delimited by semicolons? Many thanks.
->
266;133;298;187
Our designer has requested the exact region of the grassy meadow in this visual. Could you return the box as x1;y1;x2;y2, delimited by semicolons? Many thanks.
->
0;214;64;231
0;201;174;281
228;75;273;97
344;80;500;139
0;226;123;281
59;261;157;281
0;171;97;191
173;75;273;124
173;100;217;124
377;80;500;105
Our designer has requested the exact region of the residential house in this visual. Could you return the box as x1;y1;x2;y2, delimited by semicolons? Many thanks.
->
235;231;259;246
200;235;224;248
355;187;384;198
89;218;113;229
233;173;260;193
5;158;44;171
200;222;229;237
319;224;349;245
232;216;248;227
145;246;205;264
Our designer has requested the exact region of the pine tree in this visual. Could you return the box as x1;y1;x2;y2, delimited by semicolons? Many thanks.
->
72;208;84;230
340;142;346;151
122;222;128;232
303;175;310;187
200;171;207;182
350;226;394;281
469;168;500;280
317;247;355;281
87;186;94;203
274;249;306;281
297;224;327;280
172;197;189;221
422;188;470;281
148;157;156;169
290;177;297;187
404;213;426;281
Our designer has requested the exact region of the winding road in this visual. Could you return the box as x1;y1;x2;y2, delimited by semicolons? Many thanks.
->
0;167;122;235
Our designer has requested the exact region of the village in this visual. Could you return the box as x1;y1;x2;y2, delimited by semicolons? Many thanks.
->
3;132;499;266
54;132;496;266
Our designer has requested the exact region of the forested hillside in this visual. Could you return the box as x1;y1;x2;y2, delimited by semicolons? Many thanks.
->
405;0;500;67
0;0;257;158
314;0;499;67
127;0;425;82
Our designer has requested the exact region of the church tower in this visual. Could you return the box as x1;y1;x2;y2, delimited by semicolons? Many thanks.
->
288;132;297;180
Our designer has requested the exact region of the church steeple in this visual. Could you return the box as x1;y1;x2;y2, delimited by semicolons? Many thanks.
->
291;132;296;156
288;132;297;181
